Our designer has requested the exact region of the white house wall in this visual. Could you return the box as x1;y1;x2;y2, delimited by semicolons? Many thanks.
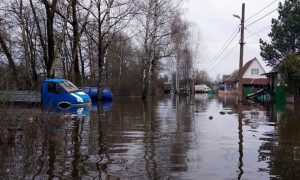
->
243;60;267;79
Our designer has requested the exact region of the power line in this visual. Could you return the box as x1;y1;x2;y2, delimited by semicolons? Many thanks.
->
207;25;239;63
203;26;240;70
205;33;239;70
207;42;239;71
204;30;239;70
249;25;271;35
245;25;272;41
245;8;278;27
245;27;264;40
245;0;278;22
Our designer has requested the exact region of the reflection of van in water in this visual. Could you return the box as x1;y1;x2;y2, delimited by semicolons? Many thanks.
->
41;78;91;108
195;84;211;93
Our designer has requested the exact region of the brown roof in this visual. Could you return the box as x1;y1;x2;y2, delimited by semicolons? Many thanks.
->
226;70;239;82
241;78;268;85
223;58;267;82
240;58;256;78
222;75;230;82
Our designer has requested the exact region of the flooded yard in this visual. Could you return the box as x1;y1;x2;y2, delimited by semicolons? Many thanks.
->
0;94;300;179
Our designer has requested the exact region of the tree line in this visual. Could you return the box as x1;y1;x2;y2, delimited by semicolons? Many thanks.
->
0;0;207;98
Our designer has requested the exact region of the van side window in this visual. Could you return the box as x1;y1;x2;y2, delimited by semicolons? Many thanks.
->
48;82;58;93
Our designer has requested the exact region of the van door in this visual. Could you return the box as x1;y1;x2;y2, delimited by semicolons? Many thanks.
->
46;82;64;106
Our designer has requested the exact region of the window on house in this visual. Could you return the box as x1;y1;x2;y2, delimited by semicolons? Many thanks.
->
251;69;259;75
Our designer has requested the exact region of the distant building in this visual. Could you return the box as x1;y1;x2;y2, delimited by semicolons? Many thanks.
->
164;82;172;93
219;58;268;95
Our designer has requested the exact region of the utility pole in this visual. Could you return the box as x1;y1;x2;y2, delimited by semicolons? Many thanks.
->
238;3;245;101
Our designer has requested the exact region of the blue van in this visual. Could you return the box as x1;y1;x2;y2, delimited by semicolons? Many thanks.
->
41;78;91;108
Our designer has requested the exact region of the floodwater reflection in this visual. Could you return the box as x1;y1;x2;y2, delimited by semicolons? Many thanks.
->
0;95;300;179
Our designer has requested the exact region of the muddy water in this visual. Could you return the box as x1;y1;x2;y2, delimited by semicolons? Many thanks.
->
0;94;299;179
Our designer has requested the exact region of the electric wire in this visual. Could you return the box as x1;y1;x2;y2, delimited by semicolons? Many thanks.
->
207;40;239;71
208;43;238;70
203;26;240;70
245;26;272;44
245;27;264;41
204;1;278;72
245;8;278;27
245;0;278;22
245;25;271;39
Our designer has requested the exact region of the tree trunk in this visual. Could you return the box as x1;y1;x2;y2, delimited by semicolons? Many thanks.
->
30;0;48;79
42;0;58;78
0;32;20;89
142;67;148;99
45;10;55;78
79;44;85;85
97;1;104;100
48;1;71;78
71;0;81;85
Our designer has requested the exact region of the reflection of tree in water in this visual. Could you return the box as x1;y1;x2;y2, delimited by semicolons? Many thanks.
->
0;108;94;179
0;108;46;179
142;96;194;178
260;109;300;179
169;96;193;172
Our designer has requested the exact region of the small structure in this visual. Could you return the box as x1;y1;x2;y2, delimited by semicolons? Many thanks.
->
218;70;239;95
262;65;286;103
164;82;172;93
219;58;268;96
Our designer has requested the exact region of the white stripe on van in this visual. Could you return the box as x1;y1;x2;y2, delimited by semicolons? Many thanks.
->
71;93;84;103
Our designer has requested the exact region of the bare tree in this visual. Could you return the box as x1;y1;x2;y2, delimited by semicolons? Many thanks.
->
136;0;179;99
0;0;195;97
170;14;189;93
11;0;39;89
85;0;137;99
68;0;92;85
0;25;19;89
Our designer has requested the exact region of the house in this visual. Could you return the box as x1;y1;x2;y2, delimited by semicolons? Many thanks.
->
218;58;268;96
218;70;239;95
262;64;286;103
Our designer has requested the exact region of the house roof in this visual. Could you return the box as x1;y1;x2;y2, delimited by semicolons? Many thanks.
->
241;58;256;77
222;58;268;85
222;75;230;82
262;63;280;76
223;70;238;83
222;58;257;83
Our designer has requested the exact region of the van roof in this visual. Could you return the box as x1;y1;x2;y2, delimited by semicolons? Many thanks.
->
44;78;66;83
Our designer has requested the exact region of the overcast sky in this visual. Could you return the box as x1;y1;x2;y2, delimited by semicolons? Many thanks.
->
182;0;281;80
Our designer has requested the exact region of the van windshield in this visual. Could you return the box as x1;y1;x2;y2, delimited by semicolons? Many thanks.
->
59;80;80;93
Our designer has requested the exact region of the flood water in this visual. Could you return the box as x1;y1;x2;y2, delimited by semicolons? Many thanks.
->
0;94;300;179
